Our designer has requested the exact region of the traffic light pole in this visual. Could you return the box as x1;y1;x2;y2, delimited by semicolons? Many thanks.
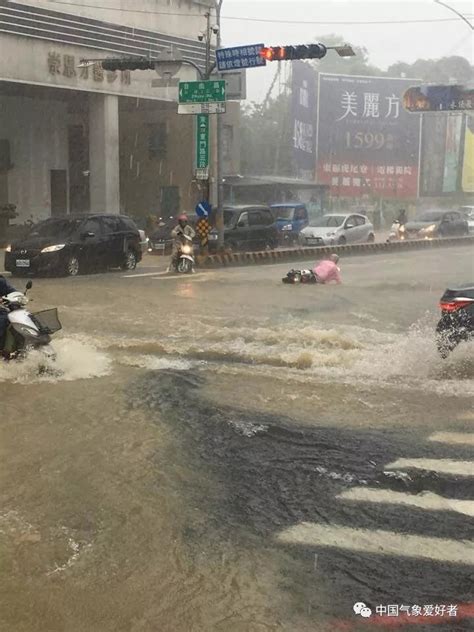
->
215;0;225;251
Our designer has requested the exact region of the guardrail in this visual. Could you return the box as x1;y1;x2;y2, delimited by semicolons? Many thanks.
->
200;235;474;268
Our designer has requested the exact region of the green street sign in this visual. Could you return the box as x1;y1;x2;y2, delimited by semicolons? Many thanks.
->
179;80;226;104
196;114;209;169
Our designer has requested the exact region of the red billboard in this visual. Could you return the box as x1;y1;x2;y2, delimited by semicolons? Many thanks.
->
316;74;422;198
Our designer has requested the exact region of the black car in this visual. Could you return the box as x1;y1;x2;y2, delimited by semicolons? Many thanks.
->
208;205;278;253
404;210;469;240
5;214;142;277
436;285;474;357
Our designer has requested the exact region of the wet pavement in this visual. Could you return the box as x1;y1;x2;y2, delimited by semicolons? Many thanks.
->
0;245;473;631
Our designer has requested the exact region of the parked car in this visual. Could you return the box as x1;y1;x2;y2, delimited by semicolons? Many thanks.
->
208;205;278;253
4;214;142;276
270;203;309;245
138;229;149;254
404;210;469;240
459;205;474;233
299;213;375;247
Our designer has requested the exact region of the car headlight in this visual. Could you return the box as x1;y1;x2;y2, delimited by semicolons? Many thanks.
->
281;224;293;231
326;232;336;237
421;224;437;234
5;244;11;252
181;245;192;254
399;225;406;233
41;244;65;253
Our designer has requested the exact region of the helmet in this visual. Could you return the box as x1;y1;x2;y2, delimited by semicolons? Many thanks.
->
330;253;339;263
177;213;188;223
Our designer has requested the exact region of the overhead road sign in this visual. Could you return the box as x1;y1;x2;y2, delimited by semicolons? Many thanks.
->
216;44;266;71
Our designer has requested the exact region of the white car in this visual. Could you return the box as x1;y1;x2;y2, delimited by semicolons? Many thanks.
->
299;213;375;247
459;206;474;233
138;229;149;254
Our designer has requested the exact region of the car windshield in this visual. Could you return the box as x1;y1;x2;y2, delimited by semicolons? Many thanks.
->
29;218;82;239
223;211;236;226
272;207;296;220
418;211;444;222
310;215;345;227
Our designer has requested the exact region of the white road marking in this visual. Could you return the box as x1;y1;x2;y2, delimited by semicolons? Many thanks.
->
385;458;474;477
276;523;474;565
123;271;207;280
122;271;166;278
429;432;474;446
337;487;474;518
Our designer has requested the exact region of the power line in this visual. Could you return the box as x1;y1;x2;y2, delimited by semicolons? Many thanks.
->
42;1;473;26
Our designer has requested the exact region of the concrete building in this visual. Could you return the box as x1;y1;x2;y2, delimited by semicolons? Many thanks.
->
0;0;240;226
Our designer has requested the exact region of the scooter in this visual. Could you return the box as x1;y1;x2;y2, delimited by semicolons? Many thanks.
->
174;234;195;274
387;220;406;242
1;281;61;362
282;269;318;284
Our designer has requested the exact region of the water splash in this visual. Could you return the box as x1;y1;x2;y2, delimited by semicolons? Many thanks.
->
0;338;111;383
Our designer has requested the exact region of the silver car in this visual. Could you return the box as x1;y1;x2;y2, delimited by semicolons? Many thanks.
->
299;213;375;247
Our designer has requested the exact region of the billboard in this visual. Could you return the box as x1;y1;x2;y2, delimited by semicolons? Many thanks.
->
442;115;463;193
316;73;422;198
291;62;317;180
462;115;474;193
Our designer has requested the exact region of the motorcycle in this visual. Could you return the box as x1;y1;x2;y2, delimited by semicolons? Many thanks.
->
436;285;474;358
282;269;319;284
1;281;61;363
174;234;195;274
387;220;406;242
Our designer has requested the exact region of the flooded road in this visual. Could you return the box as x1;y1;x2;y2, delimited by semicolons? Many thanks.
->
1;246;473;632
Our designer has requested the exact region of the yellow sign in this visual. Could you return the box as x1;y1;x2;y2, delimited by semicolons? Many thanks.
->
462;115;474;193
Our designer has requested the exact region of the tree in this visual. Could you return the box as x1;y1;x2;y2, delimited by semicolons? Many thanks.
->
310;34;383;77
387;56;474;83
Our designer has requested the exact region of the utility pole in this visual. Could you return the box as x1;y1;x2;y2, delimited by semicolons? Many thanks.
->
215;0;225;250
202;10;213;206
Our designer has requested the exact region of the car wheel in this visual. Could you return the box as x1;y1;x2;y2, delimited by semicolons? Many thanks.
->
338;236;347;245
65;255;80;277
367;233;375;243
121;250;137;271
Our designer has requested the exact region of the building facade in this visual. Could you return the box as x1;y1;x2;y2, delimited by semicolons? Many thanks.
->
0;0;240;224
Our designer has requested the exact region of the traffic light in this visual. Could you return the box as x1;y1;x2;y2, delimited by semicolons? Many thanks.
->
101;58;155;72
259;44;327;62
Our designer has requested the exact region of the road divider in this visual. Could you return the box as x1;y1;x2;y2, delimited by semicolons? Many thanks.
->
200;236;474;268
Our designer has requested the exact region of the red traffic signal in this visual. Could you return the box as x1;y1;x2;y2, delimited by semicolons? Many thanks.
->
259;44;327;62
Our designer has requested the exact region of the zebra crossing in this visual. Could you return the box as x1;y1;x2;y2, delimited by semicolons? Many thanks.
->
276;431;474;565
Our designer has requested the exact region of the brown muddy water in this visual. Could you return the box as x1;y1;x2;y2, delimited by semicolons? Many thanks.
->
1;247;473;631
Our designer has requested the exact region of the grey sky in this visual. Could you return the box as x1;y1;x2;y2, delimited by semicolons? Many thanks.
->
220;0;474;101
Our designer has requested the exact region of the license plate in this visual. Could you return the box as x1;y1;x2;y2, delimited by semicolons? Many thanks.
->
16;259;30;267
306;238;321;246
153;244;164;250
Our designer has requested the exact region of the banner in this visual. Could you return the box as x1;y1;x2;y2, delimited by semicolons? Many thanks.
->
291;62;317;180
316;74;421;198
442;114;463;193
462;115;474;193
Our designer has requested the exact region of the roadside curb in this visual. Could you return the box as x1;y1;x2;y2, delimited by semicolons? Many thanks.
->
200;236;474;268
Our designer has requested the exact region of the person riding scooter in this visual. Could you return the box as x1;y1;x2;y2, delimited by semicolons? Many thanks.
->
167;214;196;272
0;275;16;351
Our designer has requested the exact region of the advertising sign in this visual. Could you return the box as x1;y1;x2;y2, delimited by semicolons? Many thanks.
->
291;62;317;179
462;115;474;193
316;74;422;198
442;115;463;193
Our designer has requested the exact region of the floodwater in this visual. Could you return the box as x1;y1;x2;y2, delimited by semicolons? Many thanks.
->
0;246;473;632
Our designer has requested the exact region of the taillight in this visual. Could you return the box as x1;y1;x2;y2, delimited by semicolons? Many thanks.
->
439;299;474;313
